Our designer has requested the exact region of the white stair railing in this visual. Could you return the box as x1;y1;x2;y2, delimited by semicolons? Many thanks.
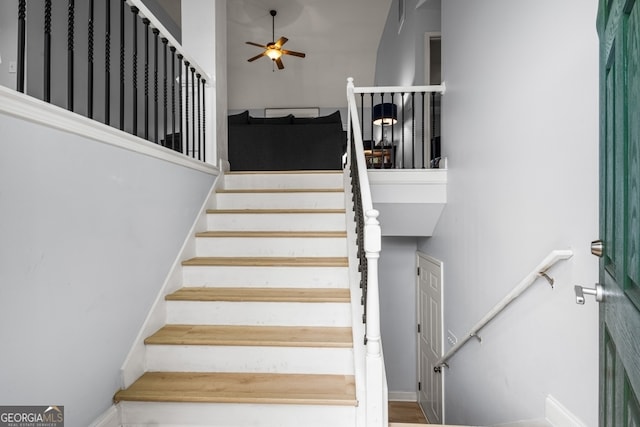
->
346;77;446;426
346;77;386;427
435;249;574;370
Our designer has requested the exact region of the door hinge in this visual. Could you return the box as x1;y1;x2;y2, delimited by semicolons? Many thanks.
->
418;381;421;391
417;267;420;276
417;323;421;333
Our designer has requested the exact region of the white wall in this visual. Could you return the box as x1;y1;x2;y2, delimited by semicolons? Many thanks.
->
418;1;599;425
226;1;391;111
0;0;18;90
0;113;216;426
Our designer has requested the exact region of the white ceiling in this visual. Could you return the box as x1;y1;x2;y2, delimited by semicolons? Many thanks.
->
226;0;392;111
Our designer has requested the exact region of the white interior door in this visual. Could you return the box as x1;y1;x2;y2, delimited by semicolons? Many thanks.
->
417;252;444;424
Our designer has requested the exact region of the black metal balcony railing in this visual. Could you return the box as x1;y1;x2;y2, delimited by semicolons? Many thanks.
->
353;88;442;169
15;0;207;162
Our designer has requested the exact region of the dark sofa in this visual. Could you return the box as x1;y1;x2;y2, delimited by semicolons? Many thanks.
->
227;110;347;171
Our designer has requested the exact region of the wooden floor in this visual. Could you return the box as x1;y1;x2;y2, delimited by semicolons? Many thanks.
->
389;401;429;424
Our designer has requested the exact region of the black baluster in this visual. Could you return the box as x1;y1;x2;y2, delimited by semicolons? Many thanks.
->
170;47;176;151
131;6;138;135
88;0;94;118
411;92;415;168
142;18;150;140
421;92;425;168
153;28;159;144
17;0;26;93
184;61;190;156
431;92;437;167
378;93;384;168
162;39;168;147
370;94;374;165
178;55;184;153
202;78;206;161
105;0;111;125
44;0;52;103
390;93;395;168
190;67;196;159
119;0;125;130
67;0;74;110
196;73;201;161
400;93;405;169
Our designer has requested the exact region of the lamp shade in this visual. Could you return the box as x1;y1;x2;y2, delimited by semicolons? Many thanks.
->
372;103;398;126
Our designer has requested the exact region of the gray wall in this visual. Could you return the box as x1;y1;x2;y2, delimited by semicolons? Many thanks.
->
374;0;441;86
378;237;419;395
0;113;216;426
0;0;18;90
418;0;599;425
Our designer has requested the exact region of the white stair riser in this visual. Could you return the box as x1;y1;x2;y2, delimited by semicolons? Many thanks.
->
216;192;345;210
207;212;347;232
195;237;347;257
224;173;344;190
182;265;349;288
145;345;354;375
165;301;351;326
119;401;357;427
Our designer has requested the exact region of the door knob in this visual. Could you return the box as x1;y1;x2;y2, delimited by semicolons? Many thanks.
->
591;239;604;257
574;284;603;304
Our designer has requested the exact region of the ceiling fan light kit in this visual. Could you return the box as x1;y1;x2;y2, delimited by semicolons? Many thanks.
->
245;9;306;70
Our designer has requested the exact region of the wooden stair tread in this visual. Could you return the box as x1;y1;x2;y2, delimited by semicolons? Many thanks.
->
114;372;357;405
207;208;346;214
167;287;350;303
182;257;348;267
217;188;343;194
195;231;347;238
226;170;342;175
144;325;353;347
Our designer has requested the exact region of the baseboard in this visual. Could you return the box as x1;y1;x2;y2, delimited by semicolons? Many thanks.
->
545;395;587;427
88;405;119;427
388;391;418;402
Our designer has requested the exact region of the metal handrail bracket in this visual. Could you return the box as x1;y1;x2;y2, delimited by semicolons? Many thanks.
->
434;249;573;371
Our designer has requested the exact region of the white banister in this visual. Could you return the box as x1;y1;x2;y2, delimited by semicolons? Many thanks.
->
346;77;387;427
353;83;446;95
347;77;374;211
435;249;574;370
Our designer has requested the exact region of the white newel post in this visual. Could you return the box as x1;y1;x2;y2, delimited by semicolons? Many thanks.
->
364;209;387;427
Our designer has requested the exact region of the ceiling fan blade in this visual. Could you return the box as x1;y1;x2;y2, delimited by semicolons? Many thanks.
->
281;49;306;58
246;41;267;48
274;37;288;48
275;57;285;70
248;52;266;62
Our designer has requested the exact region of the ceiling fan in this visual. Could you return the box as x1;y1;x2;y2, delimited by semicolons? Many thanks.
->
246;10;306;70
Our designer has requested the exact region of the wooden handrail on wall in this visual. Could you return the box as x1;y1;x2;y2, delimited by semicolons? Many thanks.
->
434;249;574;371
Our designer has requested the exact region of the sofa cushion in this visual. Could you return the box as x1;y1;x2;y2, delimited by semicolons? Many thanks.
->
249;114;294;125
292;110;342;125
228;110;249;125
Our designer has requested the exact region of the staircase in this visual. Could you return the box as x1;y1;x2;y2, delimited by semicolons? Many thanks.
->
114;171;359;427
